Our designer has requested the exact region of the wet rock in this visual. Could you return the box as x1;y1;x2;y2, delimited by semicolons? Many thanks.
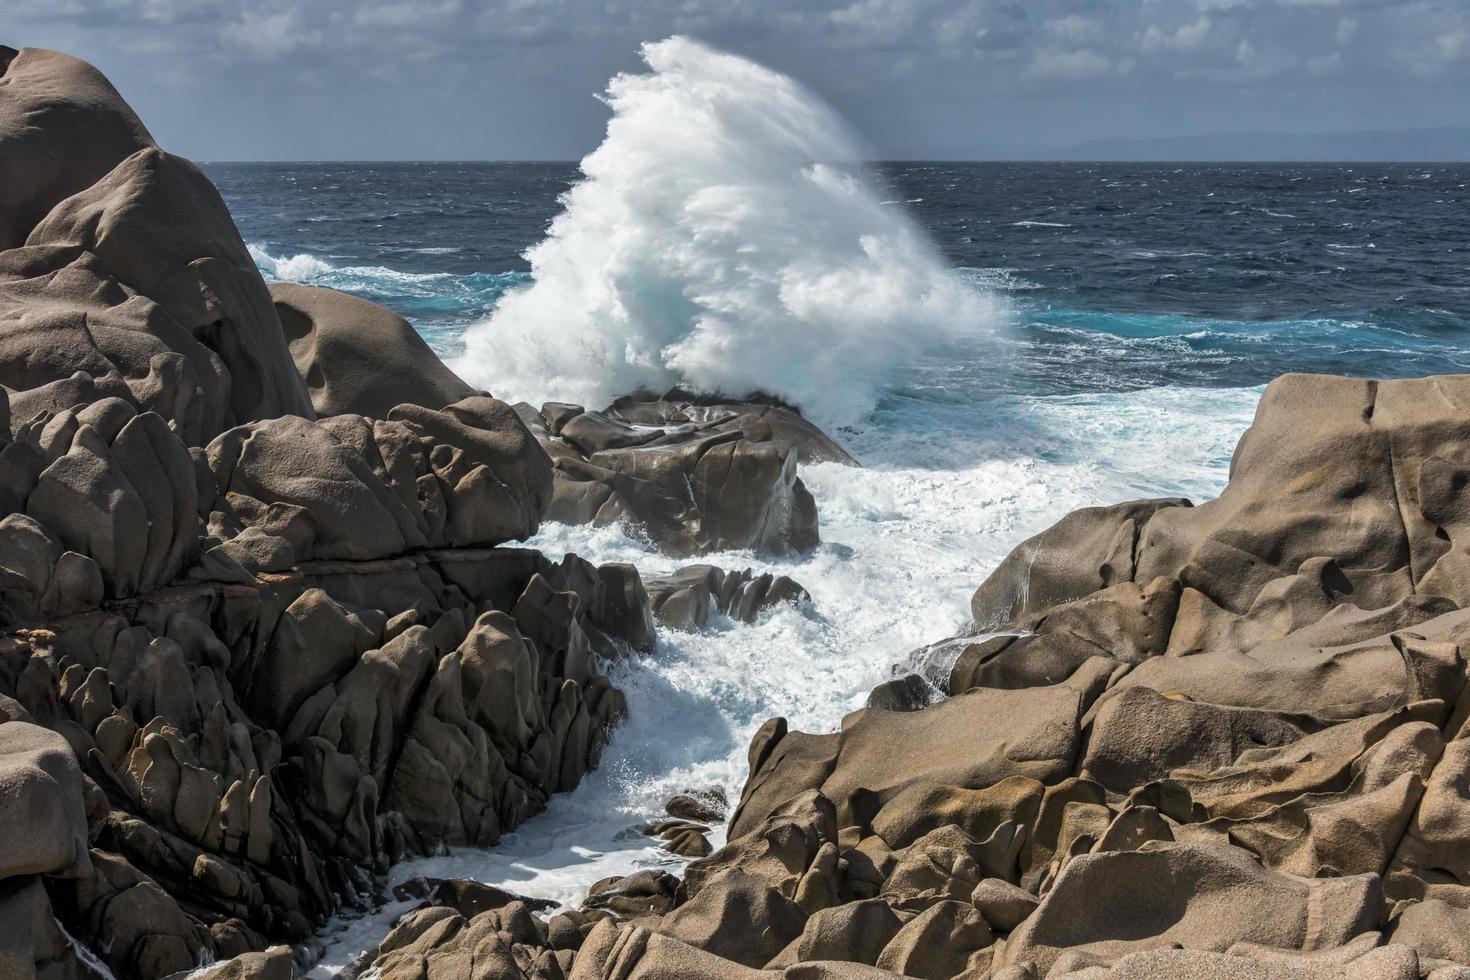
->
583;870;681;918
605;389;858;466
661;826;714;858
645;564;812;630
391;876;560;916
666;787;728;824
864;673;935;712
533;398;830;557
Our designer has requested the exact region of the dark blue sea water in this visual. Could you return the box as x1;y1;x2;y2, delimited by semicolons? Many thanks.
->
212;161;1470;397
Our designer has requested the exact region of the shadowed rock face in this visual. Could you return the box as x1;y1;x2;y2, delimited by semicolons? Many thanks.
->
520;393;839;558
644;564;811;631
0;46;653;980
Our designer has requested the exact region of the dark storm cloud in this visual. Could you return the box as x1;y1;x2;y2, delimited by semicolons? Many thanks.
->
5;0;1467;159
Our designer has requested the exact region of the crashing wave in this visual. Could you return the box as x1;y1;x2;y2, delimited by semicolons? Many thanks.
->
453;36;1003;428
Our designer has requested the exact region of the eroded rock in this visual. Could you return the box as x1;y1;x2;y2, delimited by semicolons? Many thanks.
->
527;397;833;557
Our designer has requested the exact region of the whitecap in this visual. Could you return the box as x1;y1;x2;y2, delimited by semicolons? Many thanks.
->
247;243;334;281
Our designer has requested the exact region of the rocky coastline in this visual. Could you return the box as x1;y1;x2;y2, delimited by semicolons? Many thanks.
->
5;44;1470;980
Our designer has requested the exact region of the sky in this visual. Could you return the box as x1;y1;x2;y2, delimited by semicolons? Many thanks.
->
5;0;1469;161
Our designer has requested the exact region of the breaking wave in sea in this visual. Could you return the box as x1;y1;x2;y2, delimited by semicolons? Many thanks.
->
452;36;1004;429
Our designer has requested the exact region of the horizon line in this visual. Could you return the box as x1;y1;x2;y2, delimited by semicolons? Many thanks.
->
200;157;1470;166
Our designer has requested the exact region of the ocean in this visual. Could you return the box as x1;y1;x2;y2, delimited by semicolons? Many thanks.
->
205;143;1470;973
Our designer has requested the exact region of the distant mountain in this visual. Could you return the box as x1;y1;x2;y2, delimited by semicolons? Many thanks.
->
924;126;1470;163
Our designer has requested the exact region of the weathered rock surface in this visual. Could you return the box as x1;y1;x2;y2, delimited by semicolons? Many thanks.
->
645;565;811;630
269;282;475;419
0;46;155;252
520;394;840;557
16;39;1470;980
0;46;648;980
350;372;1470;980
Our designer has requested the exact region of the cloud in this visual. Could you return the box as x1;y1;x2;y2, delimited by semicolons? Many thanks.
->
6;0;1468;158
1139;15;1211;52
217;6;322;59
1025;47;1112;80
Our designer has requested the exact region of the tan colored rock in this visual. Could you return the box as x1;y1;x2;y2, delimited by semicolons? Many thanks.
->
0;721;89;879
1000;842;1381;974
27;147;315;427
270;282;473;419
0;47;154;250
875;899;992;978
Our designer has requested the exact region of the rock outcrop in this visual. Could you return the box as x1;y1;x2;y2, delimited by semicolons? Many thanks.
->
269;282;475;419
0;46;649;980
518;393;840;557
644;565;811;630
0;47;317;446
349;372;1470;980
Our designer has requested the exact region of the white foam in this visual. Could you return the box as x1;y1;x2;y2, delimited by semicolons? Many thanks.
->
452;37;1003;430
309;383;1262;975
247;243;334;281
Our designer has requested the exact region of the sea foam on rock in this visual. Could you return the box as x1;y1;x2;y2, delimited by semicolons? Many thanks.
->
0;45;653;980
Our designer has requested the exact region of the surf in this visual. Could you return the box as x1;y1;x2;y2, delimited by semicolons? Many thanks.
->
452;36;1002;429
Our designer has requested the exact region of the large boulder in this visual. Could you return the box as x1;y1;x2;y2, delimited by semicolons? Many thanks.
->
604;389;858;466
0;61;315;444
0;721;89;879
25;146;315;429
269;282;474;419
999;842;1381;974
1134;374;1470;618
0;47;154;250
203;395;552;571
524;396;832;557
